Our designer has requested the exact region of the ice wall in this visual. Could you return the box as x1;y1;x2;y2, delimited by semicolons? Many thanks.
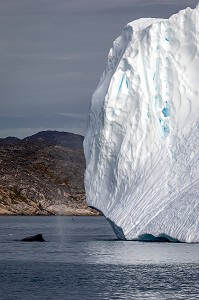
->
84;5;199;242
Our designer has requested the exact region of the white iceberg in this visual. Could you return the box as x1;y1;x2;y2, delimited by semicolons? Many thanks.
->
84;5;199;242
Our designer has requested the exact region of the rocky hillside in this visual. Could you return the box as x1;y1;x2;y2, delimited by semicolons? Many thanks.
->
0;131;98;216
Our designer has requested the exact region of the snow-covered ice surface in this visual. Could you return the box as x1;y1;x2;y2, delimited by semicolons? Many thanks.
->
84;5;199;243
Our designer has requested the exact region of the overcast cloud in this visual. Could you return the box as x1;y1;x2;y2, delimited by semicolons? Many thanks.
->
0;0;198;138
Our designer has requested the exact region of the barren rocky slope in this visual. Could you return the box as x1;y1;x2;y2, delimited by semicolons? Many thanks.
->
0;131;98;215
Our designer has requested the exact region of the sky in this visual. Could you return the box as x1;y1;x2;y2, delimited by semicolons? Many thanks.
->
0;0;198;138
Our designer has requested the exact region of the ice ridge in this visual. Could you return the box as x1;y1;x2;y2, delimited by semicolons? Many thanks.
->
84;5;199;243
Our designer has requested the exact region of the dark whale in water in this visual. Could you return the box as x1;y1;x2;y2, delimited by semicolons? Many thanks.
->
21;234;45;242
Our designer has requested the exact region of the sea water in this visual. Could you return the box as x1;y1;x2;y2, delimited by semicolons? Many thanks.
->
0;216;198;299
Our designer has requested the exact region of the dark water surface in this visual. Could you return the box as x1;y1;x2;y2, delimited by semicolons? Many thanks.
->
0;216;198;299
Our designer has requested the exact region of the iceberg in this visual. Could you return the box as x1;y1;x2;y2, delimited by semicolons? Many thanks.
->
84;5;199;243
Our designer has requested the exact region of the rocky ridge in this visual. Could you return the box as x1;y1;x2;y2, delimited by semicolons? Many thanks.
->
0;131;98;216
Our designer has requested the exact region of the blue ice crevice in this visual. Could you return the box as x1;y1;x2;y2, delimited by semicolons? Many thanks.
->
162;101;170;117
126;78;129;88
117;74;129;97
117;75;125;96
159;118;170;137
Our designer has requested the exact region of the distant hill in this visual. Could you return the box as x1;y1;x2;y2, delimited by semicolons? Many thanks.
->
23;131;84;149
0;136;21;145
0;131;84;148
0;130;98;216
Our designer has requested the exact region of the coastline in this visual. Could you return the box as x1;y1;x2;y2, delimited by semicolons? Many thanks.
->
0;207;99;216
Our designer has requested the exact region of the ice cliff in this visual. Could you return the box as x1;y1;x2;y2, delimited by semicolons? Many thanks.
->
84;5;199;242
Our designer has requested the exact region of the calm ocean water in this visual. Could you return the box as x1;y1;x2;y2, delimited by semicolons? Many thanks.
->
0;216;198;300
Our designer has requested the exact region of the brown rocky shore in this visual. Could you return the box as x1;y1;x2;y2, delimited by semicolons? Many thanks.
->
0;131;98;216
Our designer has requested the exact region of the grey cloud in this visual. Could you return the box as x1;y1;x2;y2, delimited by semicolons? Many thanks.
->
0;113;86;137
0;0;198;137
